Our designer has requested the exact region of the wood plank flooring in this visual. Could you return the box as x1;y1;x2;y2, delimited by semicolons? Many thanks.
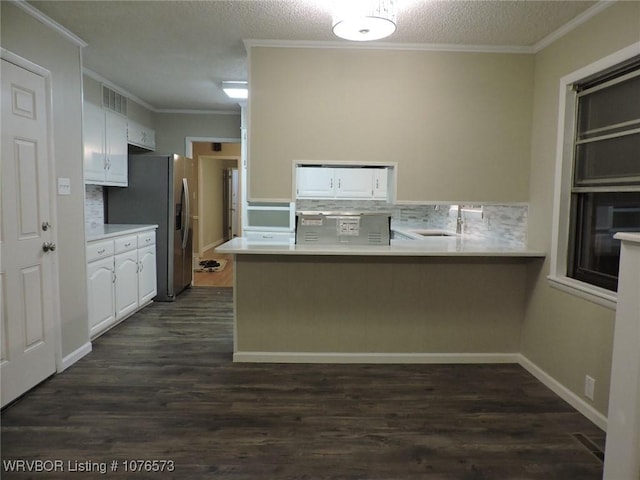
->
193;253;233;287
1;287;605;479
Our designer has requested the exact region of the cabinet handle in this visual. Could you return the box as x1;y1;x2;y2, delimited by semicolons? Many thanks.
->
124;242;131;247
112;271;116;283
330;178;333;189
376;179;379;188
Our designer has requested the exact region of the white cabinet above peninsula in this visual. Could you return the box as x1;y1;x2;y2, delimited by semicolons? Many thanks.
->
295;165;391;201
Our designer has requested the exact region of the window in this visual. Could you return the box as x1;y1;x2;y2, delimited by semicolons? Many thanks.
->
567;58;640;292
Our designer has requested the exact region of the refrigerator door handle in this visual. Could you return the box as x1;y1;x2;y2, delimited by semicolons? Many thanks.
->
181;177;190;250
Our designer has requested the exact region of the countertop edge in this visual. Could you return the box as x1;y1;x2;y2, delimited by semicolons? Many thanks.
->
86;224;159;242
215;238;546;258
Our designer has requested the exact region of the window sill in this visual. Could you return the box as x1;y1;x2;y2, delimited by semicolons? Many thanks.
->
547;275;617;310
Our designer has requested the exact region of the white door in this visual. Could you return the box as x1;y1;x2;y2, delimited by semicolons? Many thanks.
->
1;59;57;407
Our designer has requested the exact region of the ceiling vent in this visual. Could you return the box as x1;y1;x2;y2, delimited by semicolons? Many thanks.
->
102;84;127;116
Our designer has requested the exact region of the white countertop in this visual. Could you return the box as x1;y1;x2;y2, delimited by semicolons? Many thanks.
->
614;232;640;243
86;224;158;242
215;236;545;258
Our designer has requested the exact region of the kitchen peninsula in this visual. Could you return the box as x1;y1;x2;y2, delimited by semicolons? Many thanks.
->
216;237;545;363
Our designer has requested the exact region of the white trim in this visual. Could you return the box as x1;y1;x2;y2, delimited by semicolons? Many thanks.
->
60;342;93;372
245;38;534;55
83;68;156;111
532;1;616;53
549;41;640;303
518;354;608;431
11;0;88;48
185;136;241;158
156;109;240;115
233;351;521;364
83;69;241;115
547;275;617;310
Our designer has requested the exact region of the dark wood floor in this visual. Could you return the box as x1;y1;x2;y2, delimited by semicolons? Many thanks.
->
2;287;605;479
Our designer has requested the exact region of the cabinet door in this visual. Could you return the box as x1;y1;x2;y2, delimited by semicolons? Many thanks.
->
83;102;106;183
87;257;115;337
114;250;139;320
373;168;388;199
296;167;335;198
335;169;374;198
138;245;157;305
105;112;128;185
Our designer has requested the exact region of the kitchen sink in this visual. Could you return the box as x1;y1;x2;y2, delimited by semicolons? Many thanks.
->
408;229;458;237
391;228;458;240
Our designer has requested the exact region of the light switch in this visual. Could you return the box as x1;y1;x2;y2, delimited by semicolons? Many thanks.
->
57;177;71;195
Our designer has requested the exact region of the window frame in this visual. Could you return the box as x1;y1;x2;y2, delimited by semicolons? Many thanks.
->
549;42;640;310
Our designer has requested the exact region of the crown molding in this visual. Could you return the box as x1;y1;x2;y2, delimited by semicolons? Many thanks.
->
155;109;241;115
246;2;619;56
244;38;534;54
533;0;617;53
83;67;157;111
11;0;88;48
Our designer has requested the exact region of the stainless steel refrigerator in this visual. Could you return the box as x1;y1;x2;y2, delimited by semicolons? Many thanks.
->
106;154;194;301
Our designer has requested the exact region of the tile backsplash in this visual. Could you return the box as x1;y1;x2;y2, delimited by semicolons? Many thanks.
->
85;185;105;228
296;199;528;247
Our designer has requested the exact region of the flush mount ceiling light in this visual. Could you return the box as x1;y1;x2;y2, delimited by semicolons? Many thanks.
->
332;0;397;42
222;81;248;100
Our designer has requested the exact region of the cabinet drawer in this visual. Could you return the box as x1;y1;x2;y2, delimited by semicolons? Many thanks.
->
114;235;137;253
137;230;156;247
87;240;114;262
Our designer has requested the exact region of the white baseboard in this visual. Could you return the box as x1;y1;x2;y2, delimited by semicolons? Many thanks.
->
233;351;521;364
517;353;608;431
60;341;92;372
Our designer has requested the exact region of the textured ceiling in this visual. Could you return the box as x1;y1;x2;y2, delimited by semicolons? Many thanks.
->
28;0;600;112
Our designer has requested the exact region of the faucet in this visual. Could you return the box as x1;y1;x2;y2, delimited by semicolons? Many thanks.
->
456;205;464;234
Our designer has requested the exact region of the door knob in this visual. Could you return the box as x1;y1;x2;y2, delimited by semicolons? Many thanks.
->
42;242;56;252
42;221;51;231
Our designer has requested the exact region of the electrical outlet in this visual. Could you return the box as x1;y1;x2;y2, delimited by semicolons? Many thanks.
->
585;375;595;401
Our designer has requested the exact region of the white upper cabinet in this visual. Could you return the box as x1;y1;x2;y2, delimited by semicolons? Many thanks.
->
83;102;128;186
335;169;374;198
296;166;390;201
127;119;156;151
373;168;388;199
296;167;335;198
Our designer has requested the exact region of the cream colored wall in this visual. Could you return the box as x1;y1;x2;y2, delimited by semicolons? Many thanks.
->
249;47;534;202
192;143;241;254
236;256;530;353
523;1;640;416
2;3;89;357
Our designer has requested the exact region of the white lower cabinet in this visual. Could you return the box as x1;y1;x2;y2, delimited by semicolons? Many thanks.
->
114;249;139;320
87;228;157;339
137;244;157;305
87;256;116;337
